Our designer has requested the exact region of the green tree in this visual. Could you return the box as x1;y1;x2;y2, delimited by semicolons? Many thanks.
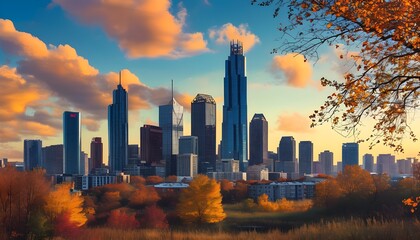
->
176;175;226;224
253;0;420;152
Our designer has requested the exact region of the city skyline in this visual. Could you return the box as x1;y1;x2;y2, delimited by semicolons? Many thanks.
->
1;1;419;164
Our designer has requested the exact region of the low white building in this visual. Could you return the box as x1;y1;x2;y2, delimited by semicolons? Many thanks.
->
246;164;269;181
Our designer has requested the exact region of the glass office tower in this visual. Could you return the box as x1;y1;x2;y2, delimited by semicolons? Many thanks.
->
63;111;81;174
221;40;248;171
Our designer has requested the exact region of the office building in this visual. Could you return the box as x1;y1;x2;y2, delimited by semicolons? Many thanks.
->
177;154;198;177
221;41;248;171
299;141;313;176
43;144;63;175
63;111;81;175
277;136;298;177
128;144;140;166
191;94;216;173
249;114;268;166
377;154;396;176
319;150;334;175
80;151;88;175
90;137;103;170
159;96;184;176
108;73;128;173
179;136;198;155
363;154;374;172
140;124;163;166
342;143;359;170
23;139;42;171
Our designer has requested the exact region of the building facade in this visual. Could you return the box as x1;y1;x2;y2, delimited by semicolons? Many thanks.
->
191;94;216;173
140;125;163;166
221;41;248;171
299;141;313;176
319;150;334;175
24;139;42;171
90;137;103;171
63;111;81;175
108;75;128;173
249;113;268;166
363;154;374;173
342;143;359;170
277;136;298;177
43;144;63;175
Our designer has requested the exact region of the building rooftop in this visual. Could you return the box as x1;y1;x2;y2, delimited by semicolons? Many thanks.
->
154;182;189;188
192;94;216;104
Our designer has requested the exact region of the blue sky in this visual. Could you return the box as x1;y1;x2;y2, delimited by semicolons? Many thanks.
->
0;0;418;163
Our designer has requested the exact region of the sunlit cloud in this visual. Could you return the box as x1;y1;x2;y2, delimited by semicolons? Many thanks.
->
209;23;260;52
270;53;313;88
53;0;209;58
276;113;314;133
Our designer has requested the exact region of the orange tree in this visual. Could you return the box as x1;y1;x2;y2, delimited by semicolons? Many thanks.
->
176;175;226;224
253;0;420;152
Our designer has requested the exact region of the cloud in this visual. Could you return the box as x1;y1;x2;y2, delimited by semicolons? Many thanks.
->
209;23;260;52
271;53;313;88
277;113;314;133
53;0;209;58
0;19;193;142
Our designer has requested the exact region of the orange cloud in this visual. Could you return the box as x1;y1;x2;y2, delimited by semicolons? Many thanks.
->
271;53;313;88
277;113;314;133
209;23;260;52
53;0;208;58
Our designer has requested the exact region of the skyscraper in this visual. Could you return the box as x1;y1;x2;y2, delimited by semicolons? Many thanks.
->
249;113;268;166
221;40;248;171
140;124;163;166
128;144;140;166
299;141;313;176
191;94;216;173
342;142;359;170
159;95;184;176
319;150;334;175
63;111;81;175
277;136;298;178
179;136;198;155
108;72;128;173
24;139;42;171
363;153;374;172
90;137;103;170
80;151;88;175
177;136;198;177
377;154;396;176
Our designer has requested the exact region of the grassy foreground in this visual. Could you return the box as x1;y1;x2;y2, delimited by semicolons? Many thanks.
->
65;218;420;240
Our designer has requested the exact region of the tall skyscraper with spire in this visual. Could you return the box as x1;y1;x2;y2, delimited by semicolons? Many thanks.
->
108;72;128;173
221;40;248;171
159;81;184;176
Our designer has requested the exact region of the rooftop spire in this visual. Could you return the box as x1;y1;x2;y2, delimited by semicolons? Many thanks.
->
119;70;122;86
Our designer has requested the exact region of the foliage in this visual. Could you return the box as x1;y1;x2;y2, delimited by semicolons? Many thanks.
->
313;178;343;207
54;211;82;239
253;0;420;152
44;183;87;227
176;175;226;223
337;165;375;197
106;209;139;229
140;205;169;229
146;176;164;185
257;194;313;212
128;184;160;208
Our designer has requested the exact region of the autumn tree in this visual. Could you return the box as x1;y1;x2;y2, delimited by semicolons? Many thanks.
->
336;165;375;197
146;175;164;185
140;205;168;229
253;0;420;152
106;209;139;229
313;178;343;207
44;183;87;227
176;175;226;224
128;184;160;208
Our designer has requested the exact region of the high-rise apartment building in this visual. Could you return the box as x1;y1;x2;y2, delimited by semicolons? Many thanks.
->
90;137;103;170
319;150;333;175
363;154;374;172
42;144;63;175
221;41;248;171
63;111;81;174
140;124;163;166
249;114;268;166
342;143;359;170
191;94;216;173
299;141;313;176
159;97;183;176
108;73;128;173
277;136;298;178
23;139;42;171
377;154;396;176
177;136;198;177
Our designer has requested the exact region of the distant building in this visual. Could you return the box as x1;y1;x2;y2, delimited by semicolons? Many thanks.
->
24;139;42;171
221;41;248;171
363;154;374;172
277;136;298;177
299;141;313;176
319;150;333;175
191;94;216;173
127;144;139;166
207;172;246;181
249;113;268;167
177;154;198;177
159;97;183;176
221;159;240;172
63;111;81;175
397;158;413;175
140;125;163;166
248;182;316;201
342;143;359;170
313;161;321;174
43;144;63;175
108;74;128;174
377;154;396;176
90;137;103;171
179;136;198;155
80;151;88;175
337;161;343;172
246;164;269;181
